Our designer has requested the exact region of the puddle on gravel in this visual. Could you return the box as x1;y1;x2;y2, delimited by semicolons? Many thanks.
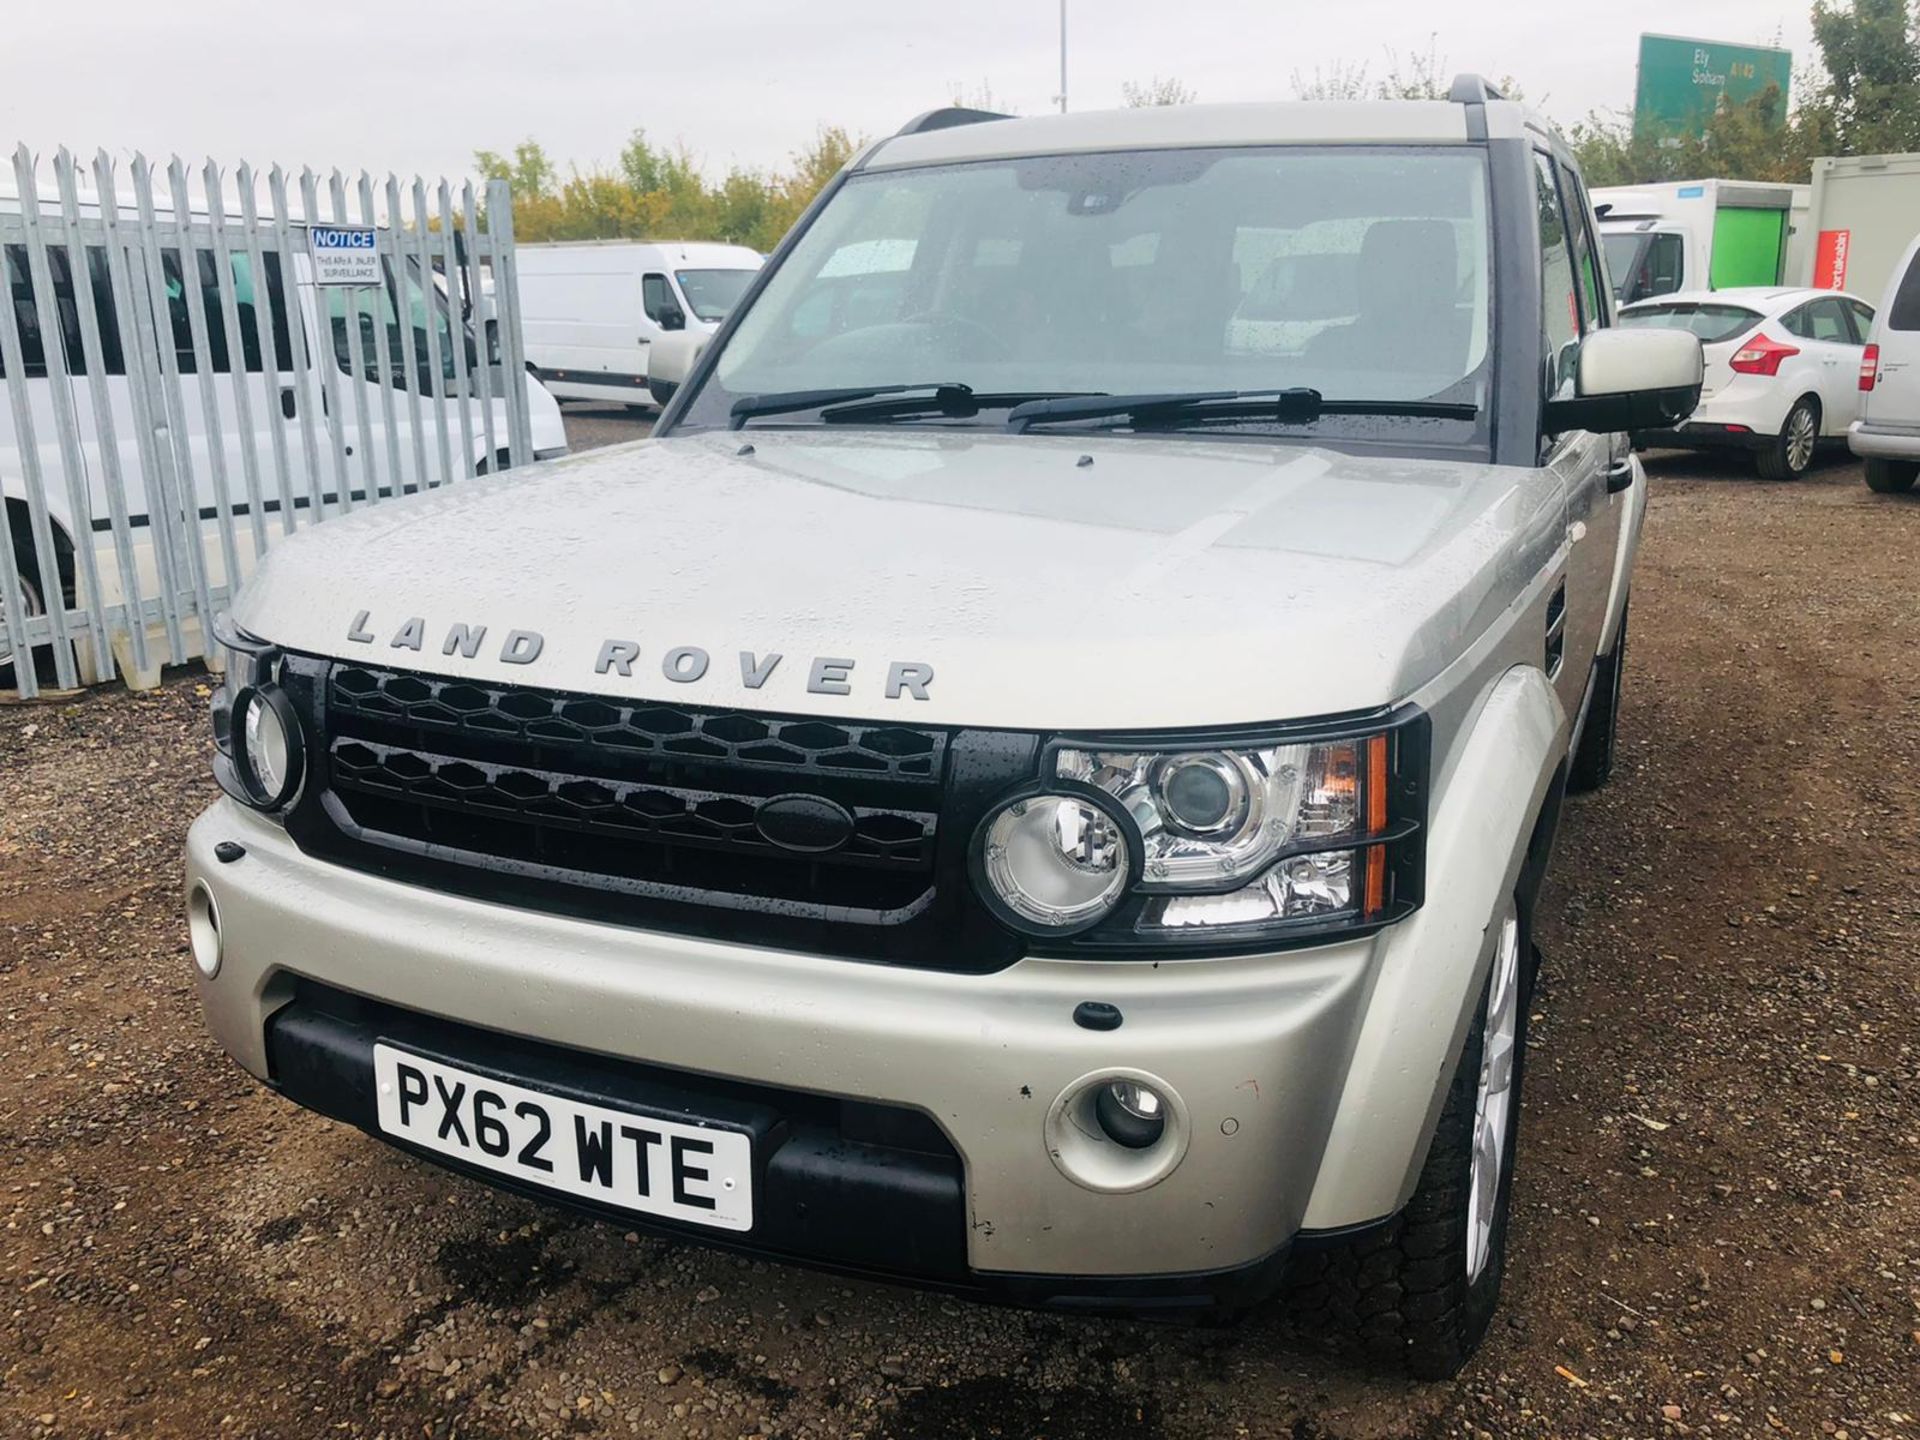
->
884;1374;1165;1438
435;1227;576;1307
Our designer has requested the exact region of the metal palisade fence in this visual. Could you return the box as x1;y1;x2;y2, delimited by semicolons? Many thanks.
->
0;145;537;700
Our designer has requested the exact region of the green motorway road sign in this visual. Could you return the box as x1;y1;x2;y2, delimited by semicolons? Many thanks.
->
1634;34;1793;139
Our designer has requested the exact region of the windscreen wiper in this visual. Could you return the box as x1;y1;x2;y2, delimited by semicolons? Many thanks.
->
1004;388;1476;432
730;383;973;429
819;388;1102;424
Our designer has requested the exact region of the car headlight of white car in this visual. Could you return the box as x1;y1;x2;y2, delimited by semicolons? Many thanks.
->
972;714;1427;948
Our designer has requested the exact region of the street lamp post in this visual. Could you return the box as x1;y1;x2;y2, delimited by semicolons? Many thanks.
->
1057;0;1068;113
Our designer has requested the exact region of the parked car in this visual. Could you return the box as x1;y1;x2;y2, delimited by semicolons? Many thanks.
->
2;194;568;685
515;241;762;406
186;81;1701;1378
1619;286;1875;478
1850;229;1920;493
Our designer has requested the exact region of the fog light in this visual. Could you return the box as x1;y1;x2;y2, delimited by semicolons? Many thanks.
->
188;883;222;978
1094;1079;1166;1149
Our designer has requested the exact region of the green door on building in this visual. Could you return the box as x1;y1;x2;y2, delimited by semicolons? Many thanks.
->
1709;207;1788;289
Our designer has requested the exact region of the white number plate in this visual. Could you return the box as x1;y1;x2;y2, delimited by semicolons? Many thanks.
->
372;1044;753;1231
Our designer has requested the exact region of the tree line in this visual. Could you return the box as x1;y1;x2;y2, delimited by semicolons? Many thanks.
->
478;0;1920;248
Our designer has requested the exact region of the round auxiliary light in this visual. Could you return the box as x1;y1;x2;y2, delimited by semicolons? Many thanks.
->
978;793;1131;933
1094;1079;1167;1150
233;685;305;810
1154;753;1249;837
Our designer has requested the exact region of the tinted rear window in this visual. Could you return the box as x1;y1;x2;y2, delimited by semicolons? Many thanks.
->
1619;302;1761;345
1891;247;1920;331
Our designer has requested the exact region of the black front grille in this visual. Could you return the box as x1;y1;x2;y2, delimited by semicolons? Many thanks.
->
279;656;1037;971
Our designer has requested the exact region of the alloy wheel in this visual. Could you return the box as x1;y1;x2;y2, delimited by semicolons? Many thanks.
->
1466;906;1521;1284
1787;404;1817;473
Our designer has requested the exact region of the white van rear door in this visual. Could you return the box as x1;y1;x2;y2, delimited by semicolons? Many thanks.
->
1866;240;1920;427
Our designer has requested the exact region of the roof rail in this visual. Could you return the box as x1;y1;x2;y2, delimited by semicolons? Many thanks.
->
895;106;1013;137
1447;74;1506;105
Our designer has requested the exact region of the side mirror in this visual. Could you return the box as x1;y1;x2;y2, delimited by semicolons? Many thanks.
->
660;307;687;333
1544;328;1702;434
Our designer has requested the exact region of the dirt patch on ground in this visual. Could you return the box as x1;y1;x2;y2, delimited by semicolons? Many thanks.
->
2;454;1917;1439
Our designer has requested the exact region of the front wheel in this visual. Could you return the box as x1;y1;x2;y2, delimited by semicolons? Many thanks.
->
1285;898;1533;1379
1755;396;1820;480
1864;457;1919;494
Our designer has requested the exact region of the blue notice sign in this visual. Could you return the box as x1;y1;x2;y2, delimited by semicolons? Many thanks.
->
309;225;381;286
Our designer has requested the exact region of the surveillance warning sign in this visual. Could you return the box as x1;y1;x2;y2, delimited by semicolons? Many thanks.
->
309;225;381;286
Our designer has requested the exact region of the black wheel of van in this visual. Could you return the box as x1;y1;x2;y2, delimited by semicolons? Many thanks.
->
1568;601;1627;793
0;545;48;687
1863;458;1919;494
1756;395;1820;480
1285;895;1534;1380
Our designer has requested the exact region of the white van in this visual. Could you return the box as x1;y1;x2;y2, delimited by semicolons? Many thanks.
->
515;241;762;406
2;194;568;684
1850;229;1920;492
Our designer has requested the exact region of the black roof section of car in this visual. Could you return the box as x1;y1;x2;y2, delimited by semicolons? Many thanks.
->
895;107;1014;136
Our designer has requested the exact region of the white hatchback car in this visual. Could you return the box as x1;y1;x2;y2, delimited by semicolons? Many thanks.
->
1619;286;1875;479
1850;231;1920;494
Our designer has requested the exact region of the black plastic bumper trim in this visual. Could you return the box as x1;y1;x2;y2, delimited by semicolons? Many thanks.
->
257;982;1301;1313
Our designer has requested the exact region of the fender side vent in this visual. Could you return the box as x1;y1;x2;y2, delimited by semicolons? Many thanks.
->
1545;581;1567;680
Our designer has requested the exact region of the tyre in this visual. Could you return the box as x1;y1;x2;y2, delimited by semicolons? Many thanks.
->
1863;457;1919;494
0;542;49;687
1285;898;1533;1379
1568;601;1627;793
1755;396;1819;480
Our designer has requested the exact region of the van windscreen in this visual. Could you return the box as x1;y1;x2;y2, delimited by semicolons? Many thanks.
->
676;268;757;323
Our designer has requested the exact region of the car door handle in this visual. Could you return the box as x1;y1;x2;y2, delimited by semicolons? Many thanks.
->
279;386;297;420
1605;456;1635;494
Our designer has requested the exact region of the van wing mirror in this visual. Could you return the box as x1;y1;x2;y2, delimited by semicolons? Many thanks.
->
1544;328;1703;434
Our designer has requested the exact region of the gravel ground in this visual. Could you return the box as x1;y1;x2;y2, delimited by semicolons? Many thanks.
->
2;449;1918;1440
560;404;656;454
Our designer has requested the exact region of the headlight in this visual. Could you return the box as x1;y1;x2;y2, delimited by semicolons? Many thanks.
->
975;791;1133;934
209;616;303;813
974;715;1426;950
233;685;304;809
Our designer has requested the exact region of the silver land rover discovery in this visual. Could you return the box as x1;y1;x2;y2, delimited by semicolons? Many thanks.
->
186;79;1702;1377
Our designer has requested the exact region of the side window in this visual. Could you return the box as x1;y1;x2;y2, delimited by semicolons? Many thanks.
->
1643;233;1685;298
228;251;295;373
325;272;398;383
1534;153;1580;400
1780;304;1813;340
642;273;684;330
1;244;124;379
2;245;48;378
1806;297;1854;343
1559;165;1606;332
1890;246;1920;332
1842;298;1876;342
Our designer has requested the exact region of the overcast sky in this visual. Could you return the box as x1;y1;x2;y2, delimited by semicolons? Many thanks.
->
2;1;1816;185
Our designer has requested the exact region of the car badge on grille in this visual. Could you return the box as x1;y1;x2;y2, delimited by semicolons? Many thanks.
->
755;794;857;854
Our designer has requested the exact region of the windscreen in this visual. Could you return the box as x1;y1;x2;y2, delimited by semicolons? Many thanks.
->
697;146;1492;432
1618;301;1761;346
676;267;758;323
1601;233;1645;298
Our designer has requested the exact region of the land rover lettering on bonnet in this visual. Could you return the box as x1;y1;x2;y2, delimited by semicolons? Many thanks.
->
186;80;1698;1379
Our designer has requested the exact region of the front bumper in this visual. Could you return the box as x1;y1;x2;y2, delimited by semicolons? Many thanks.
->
1849;418;1920;460
188;801;1392;1295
